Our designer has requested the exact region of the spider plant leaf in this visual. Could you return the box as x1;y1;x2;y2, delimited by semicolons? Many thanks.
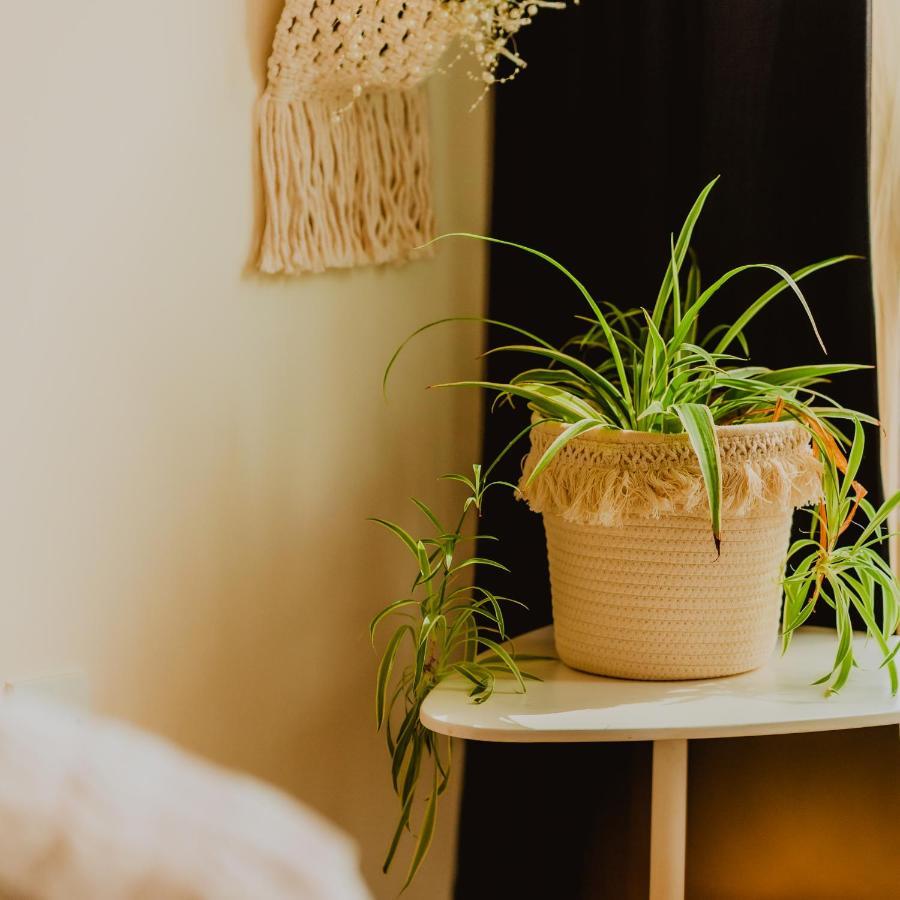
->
479;651;553;664
370;599;418;646
681;342;743;369
418;613;446;655
477;637;526;692
670;234;682;330
675;263;827;359
438;473;476;493
484;344;629;422
391;705;422;790
401;768;439;891
845;595;890;691
825;583;855;693
384;673;413;756
806;407;880;426
410;498;444;534
451;661;495;701
524;417;605;486
383;315;555;397
879;639;900;669
685;249;702;343
857;546;899;579
754;363;870;386
415;540;433;585
856;555;900;636
511;367;592;389
369;518;420;559
673;402;722;553
782;593;819;636
651;177;719;325
852;491;900;550
484;421;540;480
432;735;452;796
427;233;606;324
706;375;791;395
780;577;802;654
637;400;666;421
468;590;528;610
452;662;489;690
703;322;750;356
481;666;544;682
428;234;637;418
481;592;506;638
839;417;865;500
449;557;510;575
463;605;503;631
785;538;823;557
400;732;423;806
382;789;415;873
567;318;645;357
710;256;859;356
430;380;598;422
376;625;414;729
641;309;668;408
413;634;429;689
445;609;477;655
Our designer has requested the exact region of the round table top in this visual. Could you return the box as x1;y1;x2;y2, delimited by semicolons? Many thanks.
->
420;626;900;742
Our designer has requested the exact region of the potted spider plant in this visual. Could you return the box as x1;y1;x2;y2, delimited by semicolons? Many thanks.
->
373;178;900;885
385;177;899;685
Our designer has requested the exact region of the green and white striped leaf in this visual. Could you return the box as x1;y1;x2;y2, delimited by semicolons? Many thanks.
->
524;417;605;487
673;402;722;553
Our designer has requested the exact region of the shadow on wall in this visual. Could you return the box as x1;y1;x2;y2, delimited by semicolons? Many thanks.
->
242;0;284;271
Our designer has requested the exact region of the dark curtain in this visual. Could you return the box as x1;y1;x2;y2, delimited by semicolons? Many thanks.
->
455;2;878;897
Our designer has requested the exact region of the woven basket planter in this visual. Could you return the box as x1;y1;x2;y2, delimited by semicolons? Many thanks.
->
519;421;823;680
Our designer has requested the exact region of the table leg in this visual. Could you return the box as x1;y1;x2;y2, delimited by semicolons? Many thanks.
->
649;739;688;900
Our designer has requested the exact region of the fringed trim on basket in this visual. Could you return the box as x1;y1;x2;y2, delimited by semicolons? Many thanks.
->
518;421;823;525
258;87;435;274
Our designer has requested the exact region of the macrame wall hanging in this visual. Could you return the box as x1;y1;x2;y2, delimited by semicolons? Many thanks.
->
258;0;566;275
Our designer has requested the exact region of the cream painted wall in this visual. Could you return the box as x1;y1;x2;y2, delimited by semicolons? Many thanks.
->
0;2;490;897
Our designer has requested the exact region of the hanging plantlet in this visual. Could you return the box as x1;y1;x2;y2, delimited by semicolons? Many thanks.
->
257;1;567;275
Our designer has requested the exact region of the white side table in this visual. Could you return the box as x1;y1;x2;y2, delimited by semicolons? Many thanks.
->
420;626;900;900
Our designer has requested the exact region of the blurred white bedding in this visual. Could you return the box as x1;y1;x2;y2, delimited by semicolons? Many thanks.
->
0;700;372;899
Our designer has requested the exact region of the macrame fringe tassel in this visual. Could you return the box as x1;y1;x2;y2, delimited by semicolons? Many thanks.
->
258;87;435;275
518;422;823;526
